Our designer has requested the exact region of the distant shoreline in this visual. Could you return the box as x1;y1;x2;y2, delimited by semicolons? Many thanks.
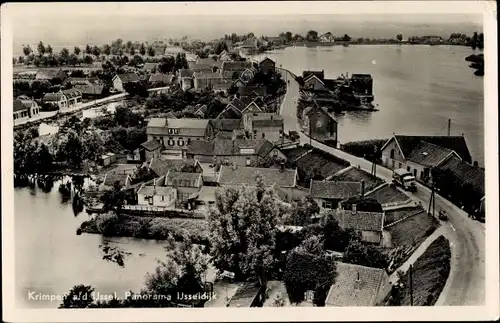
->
267;41;479;51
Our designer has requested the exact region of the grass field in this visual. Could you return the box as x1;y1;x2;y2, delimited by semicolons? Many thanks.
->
399;235;451;306
366;184;410;205
384;206;424;226
332;166;384;192
387;212;439;248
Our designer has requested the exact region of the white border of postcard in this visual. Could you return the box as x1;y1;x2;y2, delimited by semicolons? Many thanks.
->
2;1;499;322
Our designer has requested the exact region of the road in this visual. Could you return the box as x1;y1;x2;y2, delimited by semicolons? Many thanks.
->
279;69;485;306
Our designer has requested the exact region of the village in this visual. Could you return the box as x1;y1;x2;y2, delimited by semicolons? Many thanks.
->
12;34;485;309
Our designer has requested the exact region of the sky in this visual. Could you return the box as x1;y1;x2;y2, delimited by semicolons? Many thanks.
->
4;2;485;55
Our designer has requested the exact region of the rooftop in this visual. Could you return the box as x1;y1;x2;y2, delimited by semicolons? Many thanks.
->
149;158;200;177
141;139;162;151
310;180;362;199
218;165;297;188
116;72;140;83
165;171;202;188
332;209;384;232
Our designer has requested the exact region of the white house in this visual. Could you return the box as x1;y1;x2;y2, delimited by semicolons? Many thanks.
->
112;73;141;92
137;178;177;208
42;92;68;110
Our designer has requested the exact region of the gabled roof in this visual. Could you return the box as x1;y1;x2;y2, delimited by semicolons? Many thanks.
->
228;282;260;308
210;119;243;132
103;173;130;187
406;141;458;167
258;57;275;66
218;165;297;188
137;185;174;197
217;106;243;119
43;92;66;102
142;62;158;70
179;69;195;78
221;61;252;72
310;181;362;199
252;118;283;129
193;71;223;79
61;89;82;99
189;62;214;71
383;135;472;164
165;171;202;188
149;158;200;177
304;74;326;86
437;156;485;197
303;70;325;81
141;139;162;151
115;72;140;83
333;209;384;232
238;86;267;97
325;262;388;306
13;100;29;112
194;104;208;116
74;85;104;95
228;98;248;112
149;73;174;84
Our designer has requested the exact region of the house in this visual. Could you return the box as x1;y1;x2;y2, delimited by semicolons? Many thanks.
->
380;134;472;181
302;104;338;146
148;73;175;86
188;62;214;72
302;70;325;82
137;176;177;208
303;74;327;91
73;85;105;100
193;104;208;118
140;139;163;161
14;70;38;81
238;86;267;99
112;73;141;92
142;62;159;73
350;74;373;95
100;152;117;166
148;158;203;177
35;69;68;84
61;89;82;106
42;92;68;110
324;262;391;306
320;33;335;43
210;119;243;137
220;61;253;76
164;46;186;57
212;82;233;95
100;173;132;191
218;50;233;61
236;67;258;85
164;171;203;206
13;99;40;120
177;69;194;91
258;57;276;75
193;71;224;90
187;137;286;166
146;118;215;159
216;98;252;119
243;112;284;142
217;165;298;200
310;180;363;212
127;149;142;164
332;208;385;244
66;77;99;86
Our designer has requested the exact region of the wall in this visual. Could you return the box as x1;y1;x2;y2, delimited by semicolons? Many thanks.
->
405;159;428;181
315;198;341;213
152;190;177;207
361;230;382;244
304;77;326;91
113;78;124;92
375;273;392;306
381;138;405;169
253;127;282;142
181;77;192;91
145;148;162;162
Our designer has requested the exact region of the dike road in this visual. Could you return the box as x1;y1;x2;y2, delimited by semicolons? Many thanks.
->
278;68;485;306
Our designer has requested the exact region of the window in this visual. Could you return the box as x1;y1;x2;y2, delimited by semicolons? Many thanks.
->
398;162;402;168
178;138;184;146
390;149;395;159
168;129;173;134
407;166;411;172
168;138;174;146
413;169;417;176
392;160;395;168
246;158;251;166
262;133;265;138
174;129;179;134
187;138;191;145
161;196;165;202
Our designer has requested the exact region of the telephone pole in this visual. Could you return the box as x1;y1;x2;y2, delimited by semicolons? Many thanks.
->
371;146;377;177
428;180;436;217
409;264;414;306
447;119;451;136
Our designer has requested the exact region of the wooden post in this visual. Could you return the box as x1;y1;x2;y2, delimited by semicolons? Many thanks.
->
447;119;451;136
409;264;414;306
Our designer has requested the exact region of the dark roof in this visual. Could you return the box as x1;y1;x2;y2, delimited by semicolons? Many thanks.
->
213;82;233;90
36;69;67;80
142;62;158;70
141;139;162;151
218;165;297;188
210;119;243;132
149;158;200;177
238;86;267;97
393;135;472;164
13;100;29;112
325;262;388;306
310;181;362;199
351;74;373;80
193;71;223;79
116;73;140;83
179;69;195;78
437;156;485;196
103;173;129;187
42;92;66;102
283;146;311;161
406;141;455;167
256;140;276;157
228;98;248;112
149;73;174;84
303;70;324;81
333;210;384;232
165;171;202;187
217;106;242;119
61;89;82;99
259;57;275;66
252;118;283;128
228;282;260;307
189;62;214;71
187;140;215;156
221;61;253;72
188;138;274;157
73;85;104;95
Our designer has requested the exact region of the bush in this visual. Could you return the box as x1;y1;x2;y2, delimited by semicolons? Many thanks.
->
341;139;387;163
96;212;120;236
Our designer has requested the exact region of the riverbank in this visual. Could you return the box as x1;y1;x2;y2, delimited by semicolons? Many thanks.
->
79;213;209;245
268;40;475;51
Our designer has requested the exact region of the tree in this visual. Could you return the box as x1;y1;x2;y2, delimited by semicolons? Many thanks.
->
123;81;149;98
147;46;156;57
68;53;79;66
59;285;95;308
342;34;352;42
85;44;92;55
129;47;136;56
23;45;32;57
60;48;70;65
283;241;336;306
158;56;175;73
397;34;403;42
103;44;111;56
207;174;283;287
74;46;81;56
46;45;53;55
30;79;51;99
92;46;101;57
306;30;319;42
344;239;388;269
284;196;320;226
130;54;144;67
139;43;146;56
37;41;46;56
83;55;94;65
101;182;126;214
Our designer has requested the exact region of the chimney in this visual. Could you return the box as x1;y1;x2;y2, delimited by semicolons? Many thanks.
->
352;203;357;213
360;180;365;196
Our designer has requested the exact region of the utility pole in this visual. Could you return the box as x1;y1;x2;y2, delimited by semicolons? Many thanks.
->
428;180;436;217
447;119;451;136
409;264;414;306
371;146;377;177
309;120;312;146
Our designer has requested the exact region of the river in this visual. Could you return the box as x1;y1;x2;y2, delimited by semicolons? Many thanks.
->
15;180;170;309
260;44;484;166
